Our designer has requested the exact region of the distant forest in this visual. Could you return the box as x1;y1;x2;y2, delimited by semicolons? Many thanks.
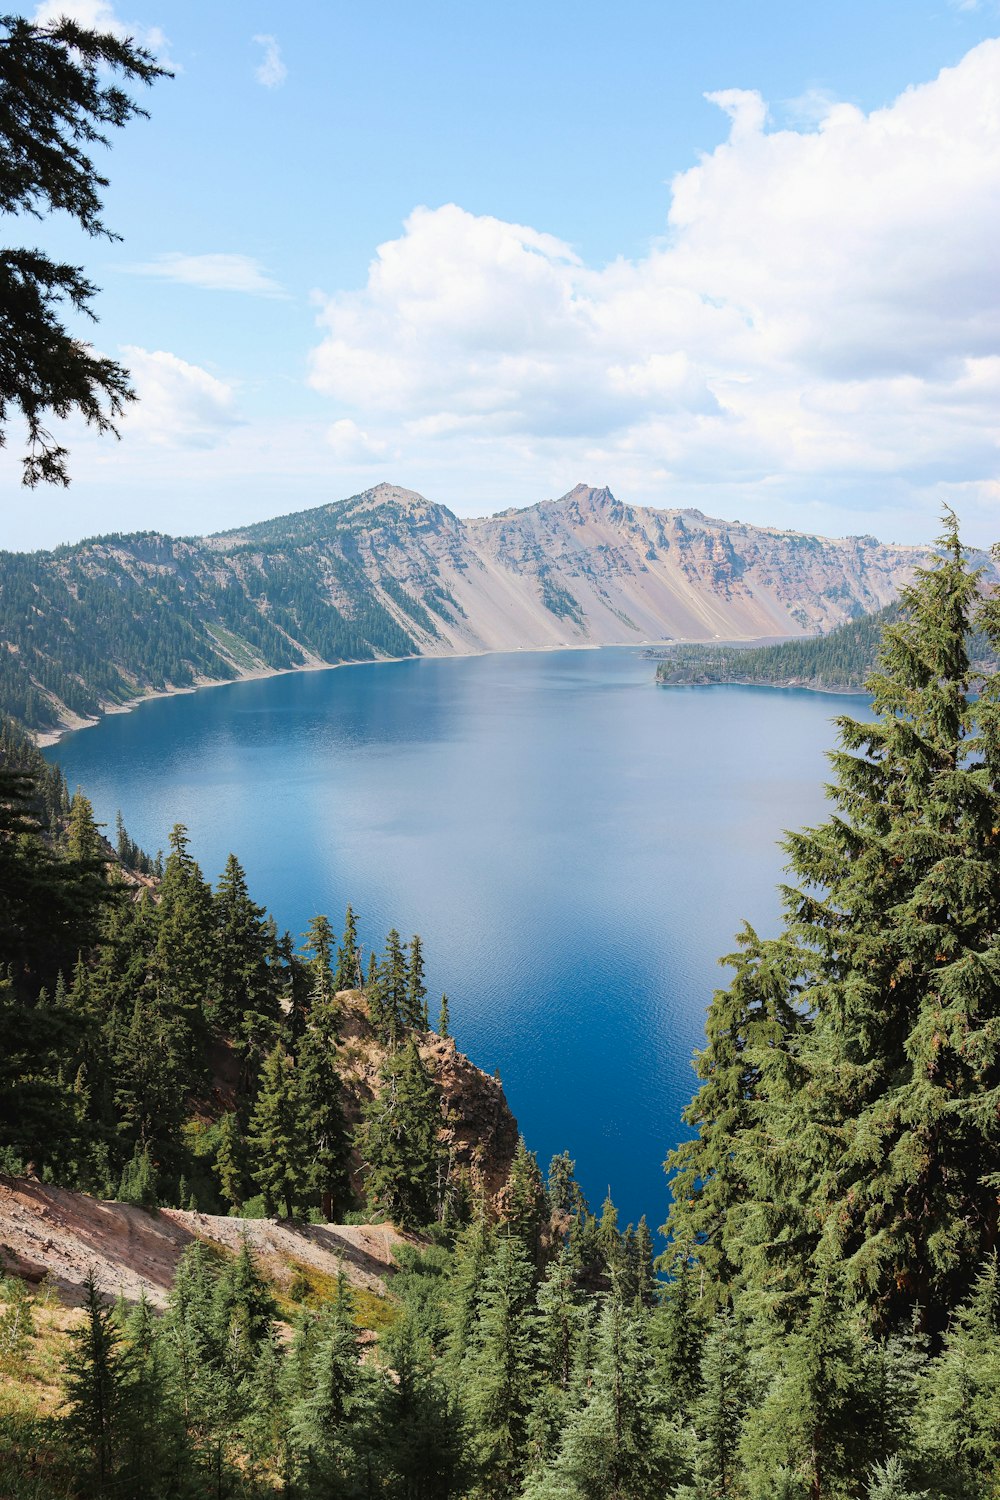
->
656;597;998;692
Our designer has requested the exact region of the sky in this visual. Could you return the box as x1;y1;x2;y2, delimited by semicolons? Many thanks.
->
3;0;999;551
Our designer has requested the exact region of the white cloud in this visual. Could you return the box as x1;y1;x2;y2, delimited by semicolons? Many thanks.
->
327;418;388;461
253;33;287;89
307;39;1000;535
119;347;239;447
128;252;286;297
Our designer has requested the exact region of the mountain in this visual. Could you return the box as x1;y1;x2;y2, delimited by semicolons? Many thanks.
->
0;481;933;736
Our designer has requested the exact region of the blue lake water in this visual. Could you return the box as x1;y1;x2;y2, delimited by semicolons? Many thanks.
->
45;649;871;1232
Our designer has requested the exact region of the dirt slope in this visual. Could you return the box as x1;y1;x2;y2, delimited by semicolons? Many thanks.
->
0;1176;415;1309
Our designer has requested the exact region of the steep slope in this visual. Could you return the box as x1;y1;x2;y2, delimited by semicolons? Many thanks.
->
0;481;941;736
0;1176;413;1309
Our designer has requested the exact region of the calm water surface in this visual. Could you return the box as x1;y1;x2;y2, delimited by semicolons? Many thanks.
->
46;649;871;1230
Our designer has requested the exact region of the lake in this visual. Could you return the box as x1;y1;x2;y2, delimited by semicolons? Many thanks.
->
45;648;871;1232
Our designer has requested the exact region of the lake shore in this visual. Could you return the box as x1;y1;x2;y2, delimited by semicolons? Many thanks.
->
32;639;626;748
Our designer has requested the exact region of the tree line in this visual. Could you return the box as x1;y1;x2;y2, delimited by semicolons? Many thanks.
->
3;514;1000;1495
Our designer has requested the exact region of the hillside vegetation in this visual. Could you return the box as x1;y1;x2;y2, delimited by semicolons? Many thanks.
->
657;595;999;692
3;521;1000;1497
0;483;931;735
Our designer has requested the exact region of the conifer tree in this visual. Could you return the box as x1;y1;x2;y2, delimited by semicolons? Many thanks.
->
302;913;336;1004
63;1269;128;1490
406;932;428;1028
335;903;360;991
669;516;1000;1334
360;1038;443;1228
661;923;802;1304
152;824;215;1076
376;1312;464;1498
213;852;277;1039
289;1275;372;1494
445;1215;495;1372
66;789;105;863
297;995;350;1219
690;1309;753;1497
215;1109;245;1211
462;1232;539;1495
741;1274;880;1498
212;1237;278;1395
439;992;451;1039
247;1043;306;1218
524;1289;686;1500
651;1257;710;1419
505;1136;547;1261
915;1254;1000;1496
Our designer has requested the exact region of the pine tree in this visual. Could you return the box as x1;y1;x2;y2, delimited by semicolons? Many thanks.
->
247;1043;306;1218
406;932;428;1029
359;1037;443;1228
297;995;350;1220
462;1232;539;1496
916;1254;1000;1496
439;992;451;1039
505;1136;547;1262
63;1269;128;1490
335;903;360;991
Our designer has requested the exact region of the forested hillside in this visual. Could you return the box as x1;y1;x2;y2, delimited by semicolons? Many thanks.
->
0;483;933;737
4;520;1000;1498
656;595;999;692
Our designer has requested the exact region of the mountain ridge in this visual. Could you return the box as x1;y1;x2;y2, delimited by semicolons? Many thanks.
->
0;481;942;739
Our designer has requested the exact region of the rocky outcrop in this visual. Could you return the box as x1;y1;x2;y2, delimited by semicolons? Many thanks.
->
336;992;520;1208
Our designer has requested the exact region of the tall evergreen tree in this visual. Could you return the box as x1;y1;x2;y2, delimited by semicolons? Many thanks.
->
359;1038;443;1228
462;1232;539;1496
247;1043;306;1218
406;932;428;1028
297;994;350;1219
63;1269;128;1491
334;903;360;991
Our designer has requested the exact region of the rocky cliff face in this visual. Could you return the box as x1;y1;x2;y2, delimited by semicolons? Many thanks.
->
213;480;927;653
336;991;519;1208
1;480;944;735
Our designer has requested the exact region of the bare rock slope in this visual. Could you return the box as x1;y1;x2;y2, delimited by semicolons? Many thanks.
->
2;480;937;737
0;1175;415;1309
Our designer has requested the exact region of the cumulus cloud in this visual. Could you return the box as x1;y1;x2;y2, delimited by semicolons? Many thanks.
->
119;347;240;447
308;39;1000;533
253;33;287;88
128;253;286;297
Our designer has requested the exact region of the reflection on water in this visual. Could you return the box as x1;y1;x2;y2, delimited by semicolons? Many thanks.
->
47;649;871;1229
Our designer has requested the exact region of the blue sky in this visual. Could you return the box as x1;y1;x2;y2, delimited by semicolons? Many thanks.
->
4;0;1000;549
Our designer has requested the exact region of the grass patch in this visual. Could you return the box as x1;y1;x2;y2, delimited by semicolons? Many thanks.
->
275;1258;398;1334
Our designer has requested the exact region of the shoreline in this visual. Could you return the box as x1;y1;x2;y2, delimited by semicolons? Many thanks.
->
33;633;858;751
32;638;658;750
656;675;868;697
